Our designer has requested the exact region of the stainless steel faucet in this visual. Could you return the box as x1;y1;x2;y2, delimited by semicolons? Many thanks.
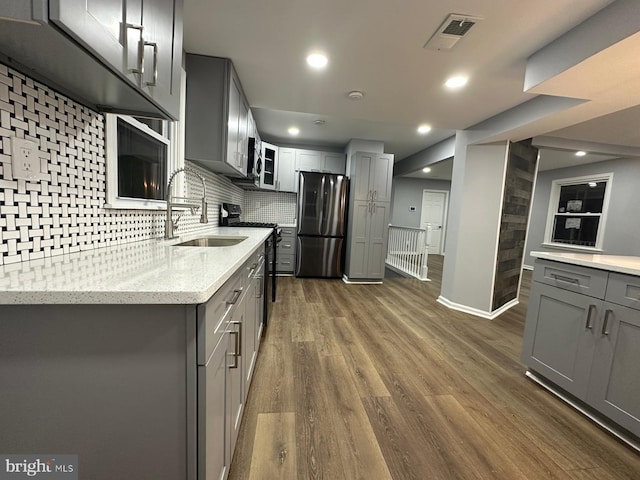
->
165;167;209;239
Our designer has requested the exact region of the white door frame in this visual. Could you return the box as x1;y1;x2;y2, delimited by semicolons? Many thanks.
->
420;189;449;255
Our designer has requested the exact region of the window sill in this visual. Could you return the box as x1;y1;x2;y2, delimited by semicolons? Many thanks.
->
541;242;604;253
104;198;167;211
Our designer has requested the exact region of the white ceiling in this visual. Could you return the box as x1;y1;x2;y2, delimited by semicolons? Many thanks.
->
183;0;636;163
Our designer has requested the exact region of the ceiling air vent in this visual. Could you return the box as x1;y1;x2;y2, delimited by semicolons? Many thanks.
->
423;14;483;51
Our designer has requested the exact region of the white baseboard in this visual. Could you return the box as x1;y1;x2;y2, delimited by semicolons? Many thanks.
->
342;274;383;285
437;295;519;320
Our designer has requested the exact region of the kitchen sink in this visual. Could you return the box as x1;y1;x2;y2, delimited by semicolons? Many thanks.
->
173;236;248;247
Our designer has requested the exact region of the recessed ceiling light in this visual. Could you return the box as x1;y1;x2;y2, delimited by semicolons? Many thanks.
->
444;75;468;90
347;90;364;100
575;151;587;157
288;127;300;136
313;119;326;126
417;124;432;135
306;53;328;69
422;167;432;173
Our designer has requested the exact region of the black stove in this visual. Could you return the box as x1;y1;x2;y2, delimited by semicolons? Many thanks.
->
220;203;279;327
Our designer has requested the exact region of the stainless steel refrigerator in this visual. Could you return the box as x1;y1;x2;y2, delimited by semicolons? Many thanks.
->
295;172;349;277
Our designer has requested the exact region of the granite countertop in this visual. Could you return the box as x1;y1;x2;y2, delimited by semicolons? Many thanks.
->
0;227;272;305
531;251;640;276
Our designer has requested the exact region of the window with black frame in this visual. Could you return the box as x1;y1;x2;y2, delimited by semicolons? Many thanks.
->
545;174;612;249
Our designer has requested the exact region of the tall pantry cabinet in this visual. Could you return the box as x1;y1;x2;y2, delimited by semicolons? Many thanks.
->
345;152;394;282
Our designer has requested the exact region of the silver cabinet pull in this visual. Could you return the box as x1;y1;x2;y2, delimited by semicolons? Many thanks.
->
551;273;580;285
232;320;242;357
228;328;239;369
367;190;372;201
602;309;612;336
125;23;144;75
585;304;595;330
227;288;242;305
144;41;158;86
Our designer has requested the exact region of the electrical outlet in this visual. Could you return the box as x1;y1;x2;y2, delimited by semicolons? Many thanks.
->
11;137;41;180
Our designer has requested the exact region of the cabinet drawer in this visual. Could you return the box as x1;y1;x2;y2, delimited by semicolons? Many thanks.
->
277;254;295;272
605;272;640;310
278;240;296;254
533;259;608;299
197;272;243;365
280;227;296;237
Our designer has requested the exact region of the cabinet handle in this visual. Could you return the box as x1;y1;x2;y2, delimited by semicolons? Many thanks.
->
144;41;158;86
227;288;242;305
125;23;144;75
602;309;612;336
232;320;243;357
585;304;595;330
551;273;580;285
367;190;372;201
374;190;378;201
228;328;239;369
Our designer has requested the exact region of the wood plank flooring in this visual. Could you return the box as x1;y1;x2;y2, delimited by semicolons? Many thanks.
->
229;256;640;479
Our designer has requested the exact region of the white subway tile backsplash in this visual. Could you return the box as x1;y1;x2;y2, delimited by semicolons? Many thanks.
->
243;190;297;224
0;62;245;266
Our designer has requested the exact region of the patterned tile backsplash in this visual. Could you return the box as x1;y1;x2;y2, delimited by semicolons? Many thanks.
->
0;62;300;266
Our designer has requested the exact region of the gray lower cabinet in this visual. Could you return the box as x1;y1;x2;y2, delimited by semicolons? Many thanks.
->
0;246;266;480
522;260;640;439
0;0;183;118
276;227;296;274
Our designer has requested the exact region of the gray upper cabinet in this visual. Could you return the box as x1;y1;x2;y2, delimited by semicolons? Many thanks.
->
185;55;249;177
0;0;183;119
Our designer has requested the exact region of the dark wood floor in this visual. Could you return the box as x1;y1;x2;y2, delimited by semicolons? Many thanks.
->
229;256;640;479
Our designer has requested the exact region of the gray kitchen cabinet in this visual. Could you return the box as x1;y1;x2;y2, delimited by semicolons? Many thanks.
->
345;152;394;282
323;152;347;174
185;55;249;177
260;142;278;190
198;332;231;480
521;282;600;399
0;0;183;119
522;259;640;440
277;148;297;192
345;200;389;280
274;227;296;273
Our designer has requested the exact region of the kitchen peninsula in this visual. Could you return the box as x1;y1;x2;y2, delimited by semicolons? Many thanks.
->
0;227;272;480
522;251;640;450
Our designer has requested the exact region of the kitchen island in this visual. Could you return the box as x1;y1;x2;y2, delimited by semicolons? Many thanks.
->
0;227;272;480
522;251;640;451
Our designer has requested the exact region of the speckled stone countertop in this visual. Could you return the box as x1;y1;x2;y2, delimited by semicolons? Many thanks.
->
0;227;272;305
531;251;640;276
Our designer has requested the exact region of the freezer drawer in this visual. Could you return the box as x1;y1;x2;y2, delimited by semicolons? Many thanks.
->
296;236;344;278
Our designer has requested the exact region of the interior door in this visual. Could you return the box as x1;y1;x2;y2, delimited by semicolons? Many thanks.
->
420;190;446;254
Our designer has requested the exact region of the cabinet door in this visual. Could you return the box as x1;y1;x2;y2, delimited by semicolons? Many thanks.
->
242;279;257;394
346;200;371;278
366;202;389;279
295;150;322;173
226;76;241;172
277;148;296;192
237;97;249;173
352;153;374;201
587;303;640;437
261;142;278;190
323;152;346;174
370;154;394;202
521;282;599;399
227;307;244;456
51;0;181;118
198;335;229;480
51;1;127;78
